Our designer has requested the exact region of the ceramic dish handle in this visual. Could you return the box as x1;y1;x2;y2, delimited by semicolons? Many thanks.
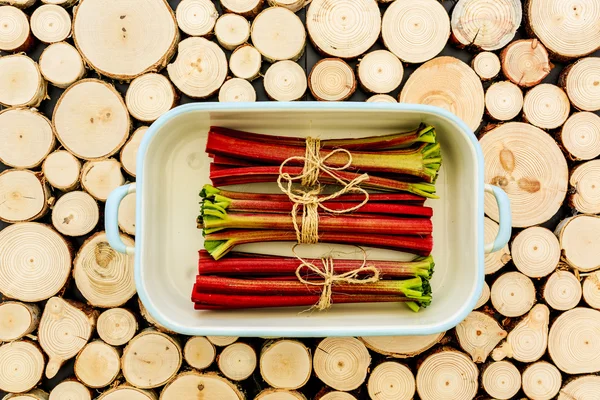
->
484;184;512;254
105;183;136;255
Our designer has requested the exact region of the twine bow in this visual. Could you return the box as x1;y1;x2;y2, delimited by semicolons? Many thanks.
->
277;137;370;244
293;246;380;310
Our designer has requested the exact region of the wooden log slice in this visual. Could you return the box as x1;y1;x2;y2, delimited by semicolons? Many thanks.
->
366;94;396;103
98;386;157;400
138;298;176;335
260;340;311;390
500;39;553;88
39;297;98;379
0;55;46;108
3;389;49;400
308;58;356;101
42;150;81;192
183;336;215;370
39;42;86;89
41;0;79;5
0;340;44;393
474;281;490;309
472;52;501;81
480;122;568;227
0;302;40;342
549;307;600;374
175;0;218;37
569;160;600;214
229;44;261;81
167;37;228;99
30;4;70;43
521;361;561;400
251;7;305;63
0;0;36;7
0;169;49;223
218;78;257;102
97;308;138;347
74;340;120;388
263;60;307;101
125;73;177;123
492;304;549;363
122;329;182;389
80;158;125;202
367;362;415;400
73;231;136;308
316;393;355;400
255;389;306;400
49;380;92;400
491;271;536;317
53;79;130;160
117;192;136;236
523;84;570;129
451;0;521;51
51;191;99;237
400;56;484;132
559;57;600;112
560;112;600;161
381;0;449;64
306;0;380;59
120;126;147;177
583;271;600;309
313;338;370;392
511;226;560;278
485;81;523;121
220;0;263;18
73;0;179;80
526;0;600;60
481;360;521;400
484;217;511;274
267;0;309;13
357;50;403;94
455;311;507;363
555;215;600;272
0;223;71;302
217;342;256;381
0;5;32;52
558;375;600;400
207;336;239;347
159;371;244;400
416;349;478;400
359;333;444;358
214;13;250;51
0;108;55;169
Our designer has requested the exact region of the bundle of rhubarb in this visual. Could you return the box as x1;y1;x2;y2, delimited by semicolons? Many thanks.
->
193;124;441;311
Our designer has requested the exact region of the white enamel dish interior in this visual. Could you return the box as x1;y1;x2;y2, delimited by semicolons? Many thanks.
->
134;102;485;337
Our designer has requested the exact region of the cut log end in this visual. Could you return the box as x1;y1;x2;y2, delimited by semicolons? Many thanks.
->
512;226;560;278
218;342;257;381
313;338;370;392
264;60;307;102
183;336;216;370
560;57;600;112
307;0;380;59
367;362;415;400
500;39;552;88
0;108;55;169
40;42;86;89
260;340;311;389
523;83;570;129
31;4;71;44
583;271;600;309
80;158;125;202
0;54;46;108
544;270;582;311
120;126;148;177
366;94;397;103
97;308;138;347
472;52;501;81
268;0;309;13
214;13;250;51
360;333;444;358
522;361;561;400
456;311;507;363
230;44;262;81
481;360;521;400
491;271;536;317
255;389;307;400
474;281;490;309
126;73;177;123
167;37;228;99
0;5;32;52
451;0;521;51
308;58;356;102
221;0;263;18
51;191;99;237
160;371;244;400
556;215;600;272
485;81;523;121
0;302;40;342
49;379;92;400
381;0;449;64
207;336;239;347
176;0;218;37
484;217;511;274
73;231;135;308
42;150;81;192
357;50;403;94
74;340;121;388
569;159;600;212
138;298;176;334
219;78;257;103
558;376;600;400
0;340;44;393
117;192;136;236
560;112;600;161
97;385;157;400
251;7;305;63
0;223;71;302
0;169;49;223
416;349;478;400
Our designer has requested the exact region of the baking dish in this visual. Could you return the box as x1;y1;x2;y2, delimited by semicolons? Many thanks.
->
105;102;511;337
